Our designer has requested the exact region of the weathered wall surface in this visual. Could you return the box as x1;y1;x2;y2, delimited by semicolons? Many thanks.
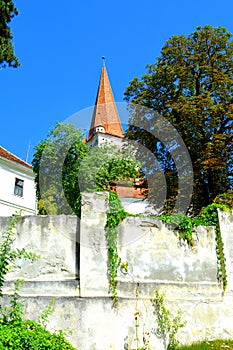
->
118;217;217;283
1;215;79;296
1;193;233;349
20;291;233;350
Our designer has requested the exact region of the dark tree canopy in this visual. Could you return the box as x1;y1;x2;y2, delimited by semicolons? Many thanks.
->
125;25;233;214
0;0;19;68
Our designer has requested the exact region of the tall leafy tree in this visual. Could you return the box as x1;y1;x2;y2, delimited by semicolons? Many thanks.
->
0;0;19;68
32;122;139;216
32;123;89;215
125;25;233;214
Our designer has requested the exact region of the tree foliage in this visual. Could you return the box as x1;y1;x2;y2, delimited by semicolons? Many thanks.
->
32;122;89;216
124;25;233;214
32;122;139;216
0;320;76;349
214;189;233;208
78;144;139;192
0;0;19;69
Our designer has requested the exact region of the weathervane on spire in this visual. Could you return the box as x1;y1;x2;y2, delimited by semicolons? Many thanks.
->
102;56;106;67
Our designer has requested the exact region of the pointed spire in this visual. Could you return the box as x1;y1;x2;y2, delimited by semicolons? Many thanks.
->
88;59;124;141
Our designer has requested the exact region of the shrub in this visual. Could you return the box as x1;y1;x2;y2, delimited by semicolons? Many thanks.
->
214;190;233;209
0;319;75;349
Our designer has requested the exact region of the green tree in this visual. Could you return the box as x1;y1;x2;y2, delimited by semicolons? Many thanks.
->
0;0;20;69
78;144;139;192
125;25;233;214
32;122;89;215
32;122;139;216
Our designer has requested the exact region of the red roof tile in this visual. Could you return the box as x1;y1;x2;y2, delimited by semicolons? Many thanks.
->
0;146;32;169
88;65;124;141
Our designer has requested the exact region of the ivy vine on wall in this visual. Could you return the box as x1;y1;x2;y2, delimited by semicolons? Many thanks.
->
105;192;230;305
159;203;229;292
105;191;129;307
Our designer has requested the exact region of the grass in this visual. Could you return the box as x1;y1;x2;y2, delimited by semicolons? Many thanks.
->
179;339;233;349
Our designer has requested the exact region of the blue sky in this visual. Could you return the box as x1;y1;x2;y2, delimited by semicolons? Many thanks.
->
1;0;233;163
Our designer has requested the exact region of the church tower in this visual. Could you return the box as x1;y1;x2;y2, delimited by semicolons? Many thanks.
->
86;58;148;213
87;58;124;147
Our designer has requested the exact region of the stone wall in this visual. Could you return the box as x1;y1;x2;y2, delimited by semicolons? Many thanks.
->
1;193;233;349
1;215;79;296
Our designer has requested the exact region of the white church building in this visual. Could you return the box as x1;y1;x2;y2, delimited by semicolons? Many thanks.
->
0;146;37;216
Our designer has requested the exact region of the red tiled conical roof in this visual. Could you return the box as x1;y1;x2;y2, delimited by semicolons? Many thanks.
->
88;64;124;141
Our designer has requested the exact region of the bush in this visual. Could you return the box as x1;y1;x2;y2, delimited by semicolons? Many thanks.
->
0;319;75;349
214;190;233;209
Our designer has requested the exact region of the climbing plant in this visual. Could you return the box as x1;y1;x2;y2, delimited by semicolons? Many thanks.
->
158;203;229;291
0;214;75;349
196;203;228;291
152;289;186;350
105;191;129;307
158;213;195;247
0;214;37;304
105;194;229;305
129;287;186;350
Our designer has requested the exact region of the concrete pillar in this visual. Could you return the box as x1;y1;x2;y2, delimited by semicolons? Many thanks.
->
79;192;109;297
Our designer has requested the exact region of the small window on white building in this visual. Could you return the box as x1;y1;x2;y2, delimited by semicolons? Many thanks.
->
95;126;105;133
14;178;24;197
